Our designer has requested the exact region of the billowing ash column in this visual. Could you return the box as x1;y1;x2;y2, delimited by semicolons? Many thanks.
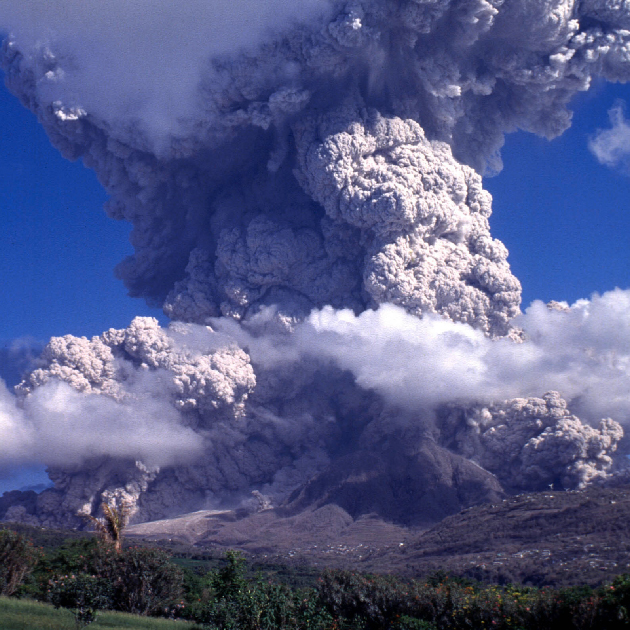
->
1;0;630;526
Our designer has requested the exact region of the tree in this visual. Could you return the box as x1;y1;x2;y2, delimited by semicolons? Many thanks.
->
192;550;333;630
41;536;184;618
0;528;40;596
82;501;129;553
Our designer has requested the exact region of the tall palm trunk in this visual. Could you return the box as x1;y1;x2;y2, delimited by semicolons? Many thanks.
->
82;501;129;553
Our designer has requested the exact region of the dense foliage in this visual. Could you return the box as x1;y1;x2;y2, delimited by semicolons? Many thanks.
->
99;546;184;616
186;550;333;630
48;573;112;628
315;570;630;630
4;527;630;628
0;528;40;596
35;538;185;617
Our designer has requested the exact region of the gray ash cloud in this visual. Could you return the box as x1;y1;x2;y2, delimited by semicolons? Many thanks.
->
1;0;630;526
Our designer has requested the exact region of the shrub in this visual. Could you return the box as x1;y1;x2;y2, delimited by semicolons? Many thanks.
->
191;551;333;630
318;570;419;629
0;528;40;596
213;550;248;600
107;546;185;616
48;573;112;628
594;574;630;630
39;538;184;617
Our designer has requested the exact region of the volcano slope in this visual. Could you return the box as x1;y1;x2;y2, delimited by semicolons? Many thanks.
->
124;485;630;589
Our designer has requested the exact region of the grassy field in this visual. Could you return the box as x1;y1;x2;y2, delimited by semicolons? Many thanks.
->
0;597;202;630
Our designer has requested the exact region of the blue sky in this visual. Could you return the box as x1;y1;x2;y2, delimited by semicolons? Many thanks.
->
0;73;630;493
486;80;630;308
0;72;166;346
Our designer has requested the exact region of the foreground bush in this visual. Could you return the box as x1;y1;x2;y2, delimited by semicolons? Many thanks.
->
40;539;184;617
316;570;630;630
0;528;40;596
3;533;210;624
106;546;185;616
188;550;333;630
49;573;113;628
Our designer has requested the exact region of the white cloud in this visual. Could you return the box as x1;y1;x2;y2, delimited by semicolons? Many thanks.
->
589;101;630;169
216;289;630;426
0;378;203;469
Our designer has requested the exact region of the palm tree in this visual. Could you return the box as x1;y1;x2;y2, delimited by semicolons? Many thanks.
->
82;501;129;553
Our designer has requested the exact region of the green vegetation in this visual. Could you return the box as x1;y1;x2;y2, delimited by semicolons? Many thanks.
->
184;550;333;629
314;570;630;629
4;525;630;628
49;573;113;628
0;528;40;596
35;538;186;622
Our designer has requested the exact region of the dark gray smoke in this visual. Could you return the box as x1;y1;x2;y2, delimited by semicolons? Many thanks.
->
1;0;630;526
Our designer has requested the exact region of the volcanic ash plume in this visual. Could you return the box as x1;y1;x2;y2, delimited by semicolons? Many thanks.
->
2;0;630;526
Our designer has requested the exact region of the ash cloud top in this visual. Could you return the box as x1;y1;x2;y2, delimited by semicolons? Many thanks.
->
4;0;630;324
1;0;630;526
0;0;333;149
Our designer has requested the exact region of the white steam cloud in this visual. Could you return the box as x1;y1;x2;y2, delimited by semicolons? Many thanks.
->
589;101;630;169
2;0;630;526
209;289;630;427
297;292;630;424
0;379;203;469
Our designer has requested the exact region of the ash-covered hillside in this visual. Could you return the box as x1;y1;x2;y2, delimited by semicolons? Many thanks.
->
121;485;630;589
1;0;630;528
